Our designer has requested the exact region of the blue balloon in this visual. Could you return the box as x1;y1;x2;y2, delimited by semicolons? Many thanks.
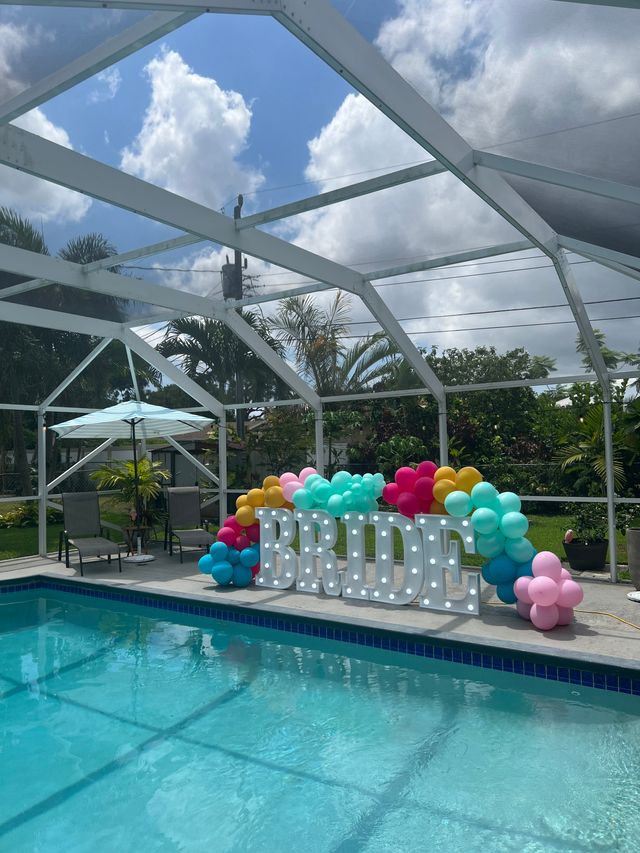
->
505;536;535;563
482;554;518;586
240;547;260;568
209;541;229;562
198;554;214;574
232;564;253;588
227;547;241;565
496;582;517;604
211;560;233;585
515;558;534;578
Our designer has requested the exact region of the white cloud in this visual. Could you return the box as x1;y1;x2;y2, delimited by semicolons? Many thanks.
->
0;21;32;102
121;48;264;209
88;67;121;104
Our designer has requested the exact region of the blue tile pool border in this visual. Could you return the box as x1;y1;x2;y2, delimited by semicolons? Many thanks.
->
2;575;639;697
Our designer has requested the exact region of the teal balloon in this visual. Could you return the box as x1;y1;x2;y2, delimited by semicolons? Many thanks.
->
361;480;374;496
496;582;517;604
351;483;362;497
351;474;363;484
227;547;241;565
498;491;521;514
342;489;355;509
232;564;253;587
209;541;229;562
240;547;259;568
482;554;517;585
198;554;214;574
292;488;314;510
327;493;345;516
373;472;385;488
313;481;333;504
444;490;472;518
304;474;322;491
515;558;534;578
331;470;351;487
471;507;499;535
211;560;233;585
471;481;499;508
500;511;529;539
476;531;506;559
505;536;535;563
367;497;379;512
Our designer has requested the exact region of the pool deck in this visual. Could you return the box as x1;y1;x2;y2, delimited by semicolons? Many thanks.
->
2;546;640;671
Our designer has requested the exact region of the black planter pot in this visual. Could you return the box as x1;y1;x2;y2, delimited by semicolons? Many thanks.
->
563;540;608;572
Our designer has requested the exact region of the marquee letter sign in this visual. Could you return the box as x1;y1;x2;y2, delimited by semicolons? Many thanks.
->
255;508;480;615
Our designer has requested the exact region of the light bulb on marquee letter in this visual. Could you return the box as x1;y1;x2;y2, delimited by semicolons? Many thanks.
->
416;515;480;615
255;507;297;589
371;512;423;605
295;510;340;595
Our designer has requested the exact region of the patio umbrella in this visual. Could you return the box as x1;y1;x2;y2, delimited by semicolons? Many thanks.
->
52;401;214;523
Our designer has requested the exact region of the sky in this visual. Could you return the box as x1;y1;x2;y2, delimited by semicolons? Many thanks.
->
1;0;640;385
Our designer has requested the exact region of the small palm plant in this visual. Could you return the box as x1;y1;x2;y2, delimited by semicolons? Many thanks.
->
90;457;170;523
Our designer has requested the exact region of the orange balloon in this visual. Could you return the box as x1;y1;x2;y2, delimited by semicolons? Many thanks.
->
264;485;285;508
434;466;457;482
263;475;280;490
456;466;483;494
247;488;265;508
429;499;447;515
433;478;456;504
235;494;249;509
235;505;255;527
283;500;294;511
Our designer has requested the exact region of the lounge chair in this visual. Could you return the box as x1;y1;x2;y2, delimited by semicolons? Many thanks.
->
58;491;123;576
165;486;215;563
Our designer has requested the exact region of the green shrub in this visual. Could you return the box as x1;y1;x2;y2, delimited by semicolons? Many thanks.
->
0;502;62;529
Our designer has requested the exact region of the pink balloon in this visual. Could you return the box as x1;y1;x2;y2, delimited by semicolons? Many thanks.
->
279;472;298;486
516;600;532;621
283;481;302;502
560;568;572;580
235;534;250;551
530;603;559;631
395;466;418;492
217;526;236;547
224;516;242;533
416;460;438;479
382;482;400;505
397;491;420;518
557;606;574;626
528;575;559;607
246;523;260;543
532;550;562;582
299;467;317;483
414;476;435;502
556;578;584;608
514;575;533;605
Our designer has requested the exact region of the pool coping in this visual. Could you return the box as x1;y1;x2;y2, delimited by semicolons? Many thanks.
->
2;571;640;696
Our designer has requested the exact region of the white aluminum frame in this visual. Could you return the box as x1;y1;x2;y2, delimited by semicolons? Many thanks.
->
0;0;638;579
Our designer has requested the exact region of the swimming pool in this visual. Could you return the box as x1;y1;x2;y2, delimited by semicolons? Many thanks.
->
1;590;639;852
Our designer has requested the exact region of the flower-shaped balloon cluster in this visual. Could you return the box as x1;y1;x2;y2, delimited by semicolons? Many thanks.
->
198;521;260;588
514;551;584;630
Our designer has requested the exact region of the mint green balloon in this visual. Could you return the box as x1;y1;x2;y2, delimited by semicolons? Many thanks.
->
444;490;472;518
471;507;500;535
476;531;507;559
500;511;529;539
305;474;322;490
471;481;499;508
498;491;521;514
327;493;345;516
292;488;314;510
313;481;332;504
505;536;535;563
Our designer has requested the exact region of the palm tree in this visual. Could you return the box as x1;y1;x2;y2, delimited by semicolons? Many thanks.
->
272;293;399;394
576;329;622;372
554;404;627;493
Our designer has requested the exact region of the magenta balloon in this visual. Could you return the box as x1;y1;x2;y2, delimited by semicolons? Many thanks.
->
217;526;237;547
279;472;298;486
246;523;260;543
516;600;532;621
560;567;572;580
532;550;562;582
382;482;400;505
283;480;302;502
514;576;533;605
235;534;250;552
395;466;418;492
224;516;242;533
530;603;559;631
556;578;584;608
299;466;317;483
416;460;438;479
414;476;435;502
396;491;420;518
556;606;574;626
528;576;559;607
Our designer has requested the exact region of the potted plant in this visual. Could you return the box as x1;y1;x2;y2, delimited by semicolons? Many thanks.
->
90;457;169;529
563;504;609;572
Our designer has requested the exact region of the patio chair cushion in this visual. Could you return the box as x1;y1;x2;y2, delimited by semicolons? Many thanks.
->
68;536;122;557
172;528;215;548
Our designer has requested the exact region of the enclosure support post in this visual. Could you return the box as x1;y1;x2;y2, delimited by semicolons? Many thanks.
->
314;407;324;478
602;386;618;583
438;397;449;468
37;410;47;557
125;344;146;457
218;415;228;527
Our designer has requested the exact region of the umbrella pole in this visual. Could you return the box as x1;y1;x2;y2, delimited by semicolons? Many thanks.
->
132;419;141;525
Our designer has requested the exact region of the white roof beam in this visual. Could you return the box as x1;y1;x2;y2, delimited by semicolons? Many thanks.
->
0;278;50;300
475;151;640;208
1;1;280;11
0;11;199;124
550;1;640;8
0;299;124;337
238;161;447;230
84;234;204;272
558;236;640;272
40;337;114;408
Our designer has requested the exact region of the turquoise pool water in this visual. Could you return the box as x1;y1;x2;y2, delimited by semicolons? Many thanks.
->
1;593;639;852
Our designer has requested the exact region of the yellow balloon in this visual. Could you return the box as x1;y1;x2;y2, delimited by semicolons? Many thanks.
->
263;475;280;491
434;466;457;482
429;499;447;515
235;494;249;509
432;479;456;504
456;466;483;494
247;488;265;508
264;485;285;508
235;505;255;527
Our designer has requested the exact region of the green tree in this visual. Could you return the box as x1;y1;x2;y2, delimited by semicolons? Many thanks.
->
554;404;627;493
576;329;622;372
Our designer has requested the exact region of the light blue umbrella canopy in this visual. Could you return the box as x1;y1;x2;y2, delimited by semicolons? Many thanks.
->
51;401;213;439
